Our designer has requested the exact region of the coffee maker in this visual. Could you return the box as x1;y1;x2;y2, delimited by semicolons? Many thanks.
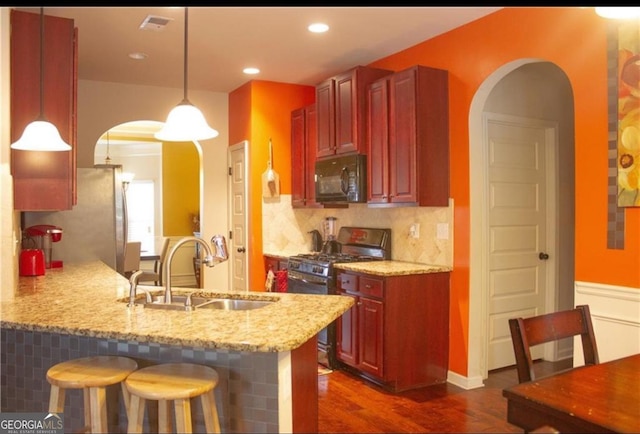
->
23;225;63;269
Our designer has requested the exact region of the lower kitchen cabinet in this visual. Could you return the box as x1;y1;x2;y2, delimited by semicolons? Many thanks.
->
336;269;450;392
264;254;288;292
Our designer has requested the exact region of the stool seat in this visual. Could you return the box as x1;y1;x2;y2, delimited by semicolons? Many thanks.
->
125;363;220;433
47;356;138;433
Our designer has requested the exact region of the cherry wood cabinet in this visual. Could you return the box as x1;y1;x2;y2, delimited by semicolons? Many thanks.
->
10;10;78;211
291;104;321;208
316;66;392;158
336;269;450;392
367;65;449;207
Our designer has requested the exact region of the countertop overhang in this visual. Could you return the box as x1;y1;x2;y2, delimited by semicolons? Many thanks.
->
1;261;354;352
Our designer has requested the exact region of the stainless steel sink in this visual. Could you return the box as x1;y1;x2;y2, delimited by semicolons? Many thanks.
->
143;294;213;311
123;292;276;311
198;298;275;311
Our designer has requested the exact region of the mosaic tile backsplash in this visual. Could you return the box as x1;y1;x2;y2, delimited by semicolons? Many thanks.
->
262;195;453;266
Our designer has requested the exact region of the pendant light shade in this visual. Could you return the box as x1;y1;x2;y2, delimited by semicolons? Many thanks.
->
155;7;218;142
11;120;72;151
10;8;71;152
155;102;219;142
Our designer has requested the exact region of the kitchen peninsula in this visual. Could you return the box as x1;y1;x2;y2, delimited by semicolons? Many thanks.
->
0;261;353;433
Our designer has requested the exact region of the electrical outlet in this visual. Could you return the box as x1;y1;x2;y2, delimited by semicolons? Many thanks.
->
436;223;449;240
409;223;420;239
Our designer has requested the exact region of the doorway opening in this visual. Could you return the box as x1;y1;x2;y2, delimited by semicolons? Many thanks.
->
468;60;576;386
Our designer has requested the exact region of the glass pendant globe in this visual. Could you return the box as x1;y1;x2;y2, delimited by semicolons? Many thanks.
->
155;103;219;142
10;120;72;151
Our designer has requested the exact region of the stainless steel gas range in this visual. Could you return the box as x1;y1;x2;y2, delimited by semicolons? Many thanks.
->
287;227;391;369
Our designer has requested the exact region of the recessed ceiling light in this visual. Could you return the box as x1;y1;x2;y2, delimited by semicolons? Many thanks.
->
595;7;640;19
243;67;260;75
308;23;329;33
129;52;148;60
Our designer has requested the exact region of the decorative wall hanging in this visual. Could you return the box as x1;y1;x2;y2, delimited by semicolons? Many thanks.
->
617;21;640;207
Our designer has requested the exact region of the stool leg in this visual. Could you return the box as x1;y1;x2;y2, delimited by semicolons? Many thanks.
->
158;399;173;433
127;394;145;434
173;398;192;434
200;390;220;433
48;385;65;413
120;382;131;410
83;389;92;431
89;386;108;434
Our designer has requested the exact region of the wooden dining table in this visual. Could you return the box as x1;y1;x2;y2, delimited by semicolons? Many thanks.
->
502;353;640;433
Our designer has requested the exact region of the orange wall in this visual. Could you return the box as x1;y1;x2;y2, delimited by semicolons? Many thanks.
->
229;7;640;377
229;80;315;290
368;6;640;375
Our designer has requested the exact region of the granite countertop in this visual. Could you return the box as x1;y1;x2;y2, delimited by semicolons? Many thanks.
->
1;261;354;352
334;260;452;276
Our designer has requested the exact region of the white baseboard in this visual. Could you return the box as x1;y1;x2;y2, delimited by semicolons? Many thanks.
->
447;370;484;390
575;281;640;363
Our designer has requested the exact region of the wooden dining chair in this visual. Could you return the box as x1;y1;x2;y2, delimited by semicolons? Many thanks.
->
508;304;599;383
123;241;142;278
138;237;171;286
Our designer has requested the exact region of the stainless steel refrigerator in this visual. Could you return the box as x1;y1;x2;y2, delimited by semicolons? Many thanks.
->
23;166;127;274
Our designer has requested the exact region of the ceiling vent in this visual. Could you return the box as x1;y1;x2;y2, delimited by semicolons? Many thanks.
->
139;15;173;31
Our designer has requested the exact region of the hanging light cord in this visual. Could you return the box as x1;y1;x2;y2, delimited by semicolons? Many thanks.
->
182;7;189;103
38;7;45;119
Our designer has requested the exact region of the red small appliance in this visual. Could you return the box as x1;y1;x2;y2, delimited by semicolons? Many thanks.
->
19;249;46;276
23;225;64;269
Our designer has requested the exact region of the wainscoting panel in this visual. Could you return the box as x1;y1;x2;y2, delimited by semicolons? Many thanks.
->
575;281;640;364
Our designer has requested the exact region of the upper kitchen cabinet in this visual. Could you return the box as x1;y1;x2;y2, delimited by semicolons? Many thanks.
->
10;10;78;211
367;65;449;207
291;104;322;208
316;66;392;158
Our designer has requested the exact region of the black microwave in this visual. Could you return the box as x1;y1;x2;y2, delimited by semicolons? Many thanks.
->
315;154;367;203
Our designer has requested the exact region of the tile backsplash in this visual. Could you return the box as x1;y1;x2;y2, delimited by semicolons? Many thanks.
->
262;195;453;266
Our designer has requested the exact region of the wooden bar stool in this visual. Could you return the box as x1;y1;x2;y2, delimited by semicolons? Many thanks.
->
125;363;220;433
47;355;138;433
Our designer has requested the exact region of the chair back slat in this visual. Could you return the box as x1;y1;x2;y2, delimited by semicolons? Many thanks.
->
508;304;599;383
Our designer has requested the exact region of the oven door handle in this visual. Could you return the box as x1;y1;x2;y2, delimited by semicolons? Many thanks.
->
288;273;327;286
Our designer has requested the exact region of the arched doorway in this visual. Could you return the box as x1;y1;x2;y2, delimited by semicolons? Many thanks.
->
468;60;576;385
94;120;204;287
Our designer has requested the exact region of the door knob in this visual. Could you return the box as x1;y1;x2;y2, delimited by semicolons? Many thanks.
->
237;247;246;253
539;252;549;260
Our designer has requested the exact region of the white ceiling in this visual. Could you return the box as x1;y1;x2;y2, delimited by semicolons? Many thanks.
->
20;6;502;94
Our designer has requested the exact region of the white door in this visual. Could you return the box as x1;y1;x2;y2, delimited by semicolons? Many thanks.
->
228;142;249;292
486;114;554;370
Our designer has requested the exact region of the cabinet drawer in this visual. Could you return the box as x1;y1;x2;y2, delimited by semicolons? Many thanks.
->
359;276;384;298
338;272;358;292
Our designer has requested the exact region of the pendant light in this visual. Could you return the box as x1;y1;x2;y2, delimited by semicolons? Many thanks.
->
10;8;71;151
155;7;218;142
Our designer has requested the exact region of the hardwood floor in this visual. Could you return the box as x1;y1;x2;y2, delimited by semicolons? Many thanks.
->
318;360;572;433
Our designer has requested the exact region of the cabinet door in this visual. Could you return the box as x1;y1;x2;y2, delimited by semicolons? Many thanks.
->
389;68;418;203
334;70;357;155
11;10;77;211
336;292;358;367
316;78;335;158
290;107;306;207
304;104;319;206
367;78;390;204
358;297;384;377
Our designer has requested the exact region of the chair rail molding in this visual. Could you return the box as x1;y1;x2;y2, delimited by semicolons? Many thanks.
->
574;281;640;364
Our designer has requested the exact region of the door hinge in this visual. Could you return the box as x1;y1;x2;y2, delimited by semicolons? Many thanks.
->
229;230;233;240
228;167;232;176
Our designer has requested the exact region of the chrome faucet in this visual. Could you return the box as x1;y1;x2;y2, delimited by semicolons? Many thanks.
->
128;270;147;307
163;235;229;304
